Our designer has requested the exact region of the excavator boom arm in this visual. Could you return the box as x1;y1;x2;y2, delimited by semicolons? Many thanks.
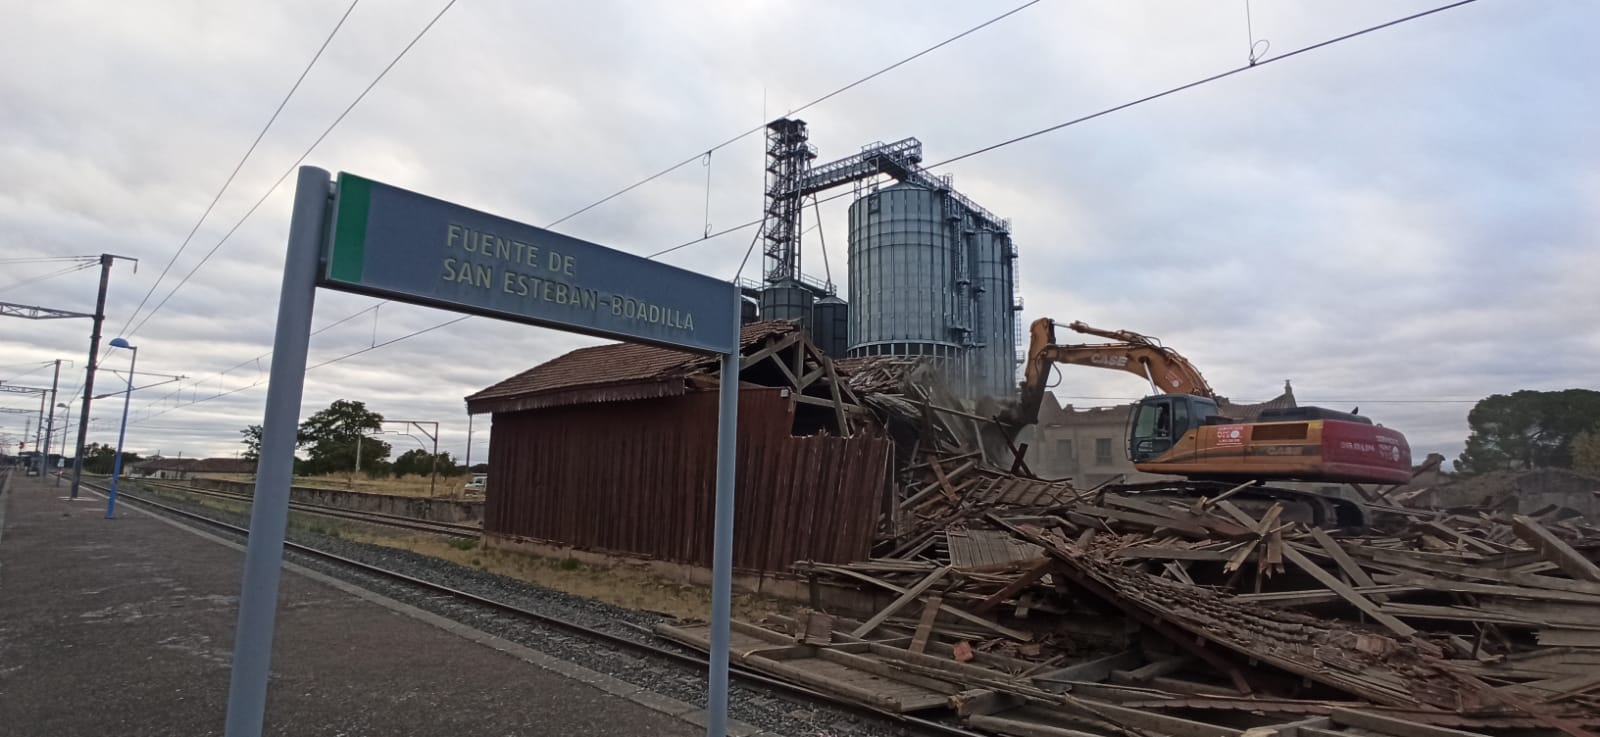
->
1004;318;1214;428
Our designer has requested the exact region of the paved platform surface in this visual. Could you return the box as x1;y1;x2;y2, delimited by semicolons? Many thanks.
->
0;474;701;736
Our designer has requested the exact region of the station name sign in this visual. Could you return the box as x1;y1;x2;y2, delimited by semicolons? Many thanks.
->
319;173;737;354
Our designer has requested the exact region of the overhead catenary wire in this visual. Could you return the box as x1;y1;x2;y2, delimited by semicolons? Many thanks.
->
126;2;1038;422
123;0;1479;429
542;0;1042;229
0;261;98;294
117;0;363;336
651;0;1482;259
123;0;460;341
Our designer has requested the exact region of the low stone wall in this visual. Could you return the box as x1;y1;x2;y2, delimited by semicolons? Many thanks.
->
187;477;483;524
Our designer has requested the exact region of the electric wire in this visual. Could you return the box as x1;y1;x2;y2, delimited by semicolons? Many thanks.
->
0;255;98;265
117;0;362;337
121;0;1479;428
542;0;1041;229
652;0;1481;258
0;261;97;294
123;0;459;341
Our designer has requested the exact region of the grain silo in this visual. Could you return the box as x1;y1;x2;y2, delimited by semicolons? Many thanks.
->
846;180;1017;398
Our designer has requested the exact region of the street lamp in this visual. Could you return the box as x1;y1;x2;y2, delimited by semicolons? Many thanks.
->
104;337;137;519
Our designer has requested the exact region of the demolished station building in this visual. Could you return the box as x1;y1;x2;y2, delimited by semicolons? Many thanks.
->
465;322;897;591
468;322;1600;736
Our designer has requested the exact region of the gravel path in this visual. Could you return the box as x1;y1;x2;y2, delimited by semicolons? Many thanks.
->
126;483;921;737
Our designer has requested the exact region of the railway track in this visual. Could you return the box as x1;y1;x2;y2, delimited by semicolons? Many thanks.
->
83;479;981;737
130;479;481;539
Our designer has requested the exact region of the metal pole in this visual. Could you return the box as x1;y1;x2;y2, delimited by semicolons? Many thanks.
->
464;412;473;470
34;390;45;475
71;254;114;499
428;424;437;497
44;359;60;478
55;403;69;487
224;166;328;737
705;285;741;737
105;347;135;519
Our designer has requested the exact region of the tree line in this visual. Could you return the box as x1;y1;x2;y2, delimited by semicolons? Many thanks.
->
240;399;479;478
1456;389;1600;475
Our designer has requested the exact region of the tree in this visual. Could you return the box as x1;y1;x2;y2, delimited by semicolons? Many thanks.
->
1574;431;1600;477
82;442;142;475
296;399;390;476
392;449;457;478
1455;389;1600;474
239;424;263;462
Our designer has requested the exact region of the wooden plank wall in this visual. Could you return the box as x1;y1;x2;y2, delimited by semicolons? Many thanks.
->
485;387;890;571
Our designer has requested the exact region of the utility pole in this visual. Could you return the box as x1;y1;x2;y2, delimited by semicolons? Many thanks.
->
35;388;46;475
43;359;60;477
71;254;134;499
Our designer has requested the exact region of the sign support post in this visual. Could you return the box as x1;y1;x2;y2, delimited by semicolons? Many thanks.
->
223;166;328;737
706;290;741;737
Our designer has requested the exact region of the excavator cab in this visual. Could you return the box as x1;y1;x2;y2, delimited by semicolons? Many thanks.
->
1127;394;1219;462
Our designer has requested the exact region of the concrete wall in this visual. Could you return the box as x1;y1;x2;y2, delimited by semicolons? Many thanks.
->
187;477;483;524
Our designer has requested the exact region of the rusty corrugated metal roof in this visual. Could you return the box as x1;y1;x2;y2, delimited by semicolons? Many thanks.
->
466;321;797;414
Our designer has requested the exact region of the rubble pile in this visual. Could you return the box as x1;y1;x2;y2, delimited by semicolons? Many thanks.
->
660;368;1600;737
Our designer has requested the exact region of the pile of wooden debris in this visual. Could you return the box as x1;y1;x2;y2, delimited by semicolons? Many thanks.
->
660;367;1600;737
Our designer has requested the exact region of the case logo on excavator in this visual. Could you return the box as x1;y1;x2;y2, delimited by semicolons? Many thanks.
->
1091;355;1130;368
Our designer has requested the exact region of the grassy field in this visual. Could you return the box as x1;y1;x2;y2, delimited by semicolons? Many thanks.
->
197;472;474;498
138;481;787;621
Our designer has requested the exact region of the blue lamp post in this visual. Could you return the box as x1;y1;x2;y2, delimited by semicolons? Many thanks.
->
105;337;137;519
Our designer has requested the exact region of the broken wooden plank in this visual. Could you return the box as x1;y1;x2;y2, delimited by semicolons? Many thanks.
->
1279;544;1418;638
1308;528;1379;589
909;595;943;654
850;565;952;639
1330;708;1496;737
973;558;1054;615
823;566;1034;641
1032;650;1143;685
1512;515;1600;583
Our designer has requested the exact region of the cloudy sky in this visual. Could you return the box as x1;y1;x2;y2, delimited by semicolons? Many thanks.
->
1;0;1594;468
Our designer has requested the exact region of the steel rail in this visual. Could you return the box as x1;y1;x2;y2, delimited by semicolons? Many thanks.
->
79;479;983;737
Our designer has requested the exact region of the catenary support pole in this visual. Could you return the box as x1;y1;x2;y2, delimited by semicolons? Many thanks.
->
223;166;329;737
43;359;60;477
70;254;114;499
705;286;741;737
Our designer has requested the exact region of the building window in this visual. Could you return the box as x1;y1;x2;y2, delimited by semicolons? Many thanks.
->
1095;438;1113;466
1055;439;1073;460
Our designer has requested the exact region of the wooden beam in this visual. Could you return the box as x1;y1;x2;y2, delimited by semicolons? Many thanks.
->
1307;528;1379;589
1330;709;1496;737
1280;544;1418;638
1512;515;1600;583
824;566;1034;641
1031;650;1142;684
738;332;802;370
973;559;1055;615
909;595;943;654
849;565;952;639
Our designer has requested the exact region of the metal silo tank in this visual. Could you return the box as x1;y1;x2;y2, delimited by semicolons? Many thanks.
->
846;183;961;361
969;226;1018;397
760;281;814;326
811;296;849;357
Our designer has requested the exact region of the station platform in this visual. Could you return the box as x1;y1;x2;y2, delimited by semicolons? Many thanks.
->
0;474;702;736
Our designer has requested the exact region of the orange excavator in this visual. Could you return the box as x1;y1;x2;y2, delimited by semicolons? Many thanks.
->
1004;318;1413;486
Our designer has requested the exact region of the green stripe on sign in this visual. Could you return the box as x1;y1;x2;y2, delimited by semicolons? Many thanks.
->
330;173;372;283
